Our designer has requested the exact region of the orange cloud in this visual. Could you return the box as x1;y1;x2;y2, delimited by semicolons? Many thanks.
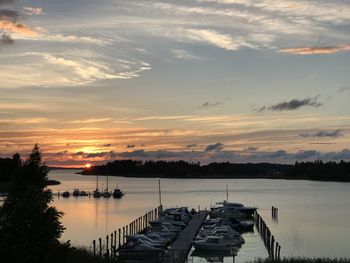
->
279;45;350;55
0;19;37;36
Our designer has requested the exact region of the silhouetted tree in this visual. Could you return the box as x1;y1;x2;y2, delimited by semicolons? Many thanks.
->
0;144;65;263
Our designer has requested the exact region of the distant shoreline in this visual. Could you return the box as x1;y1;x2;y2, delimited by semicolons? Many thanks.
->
79;172;350;182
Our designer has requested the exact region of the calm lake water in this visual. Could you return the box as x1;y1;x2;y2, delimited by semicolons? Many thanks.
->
48;170;350;262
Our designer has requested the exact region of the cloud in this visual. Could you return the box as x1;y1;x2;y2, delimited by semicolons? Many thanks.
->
0;52;151;88
200;101;221;109
23;7;44;16
338;87;350;93
259;96;323;112
0;7;37;36
185;29;248;51
69;118;111;124
0;32;13;45
127;144;135;148
187;143;198;148
279;45;350;55
171;49;201;60
205;142;224;152
300;129;343;138
101;144;112;147
294;150;319;159
245;146;258;152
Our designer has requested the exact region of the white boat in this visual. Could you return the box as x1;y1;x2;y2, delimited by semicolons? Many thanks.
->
198;226;245;245
118;239;163;260
192;235;238;252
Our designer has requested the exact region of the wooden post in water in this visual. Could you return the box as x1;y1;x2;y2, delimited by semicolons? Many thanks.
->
122;227;125;244
275;242;279;259
118;228;121;247
111;233;113;252
126;225;128;237
114;230;117;248
93;240;96;256
106;235;109;258
99;238;102;257
277;244;281;259
271;235;275;259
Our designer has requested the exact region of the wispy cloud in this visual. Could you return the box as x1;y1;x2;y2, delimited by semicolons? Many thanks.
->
200;101;221;109
279;44;350;55
0;32;13;45
205;142;224;152
300;129;343;138
171;49;201;60
258;96;323;112
22;7;44;16
69;118;111;124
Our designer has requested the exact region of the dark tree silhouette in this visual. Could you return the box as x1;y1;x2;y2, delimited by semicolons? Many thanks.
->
0;144;65;263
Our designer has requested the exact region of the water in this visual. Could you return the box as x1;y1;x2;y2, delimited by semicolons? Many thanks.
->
48;170;350;262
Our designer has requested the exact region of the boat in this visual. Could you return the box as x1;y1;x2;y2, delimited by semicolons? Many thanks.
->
93;189;101;198
112;187;124;198
80;190;88;196
102;175;111;198
62;191;70;198
93;174;101;198
192;235;238;252
102;190;111;198
118;238;164;261
72;189;80;197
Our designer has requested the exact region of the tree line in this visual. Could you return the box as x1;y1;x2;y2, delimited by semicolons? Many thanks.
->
81;159;350;181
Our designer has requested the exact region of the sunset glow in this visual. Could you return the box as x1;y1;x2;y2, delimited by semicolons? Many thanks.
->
0;0;350;167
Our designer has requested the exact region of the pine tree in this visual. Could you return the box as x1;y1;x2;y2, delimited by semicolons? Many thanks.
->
0;144;65;263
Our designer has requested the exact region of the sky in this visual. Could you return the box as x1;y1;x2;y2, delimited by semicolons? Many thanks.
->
1;0;350;167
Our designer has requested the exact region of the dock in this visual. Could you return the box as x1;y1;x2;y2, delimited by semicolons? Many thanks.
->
166;210;208;263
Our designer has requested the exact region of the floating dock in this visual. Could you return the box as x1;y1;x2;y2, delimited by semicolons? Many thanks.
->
166;210;208;263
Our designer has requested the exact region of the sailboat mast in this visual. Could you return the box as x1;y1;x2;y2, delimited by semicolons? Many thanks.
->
226;184;228;202
96;175;99;191
106;174;109;191
158;179;162;207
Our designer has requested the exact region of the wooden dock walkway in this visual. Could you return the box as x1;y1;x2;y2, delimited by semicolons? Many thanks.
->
166;210;208;263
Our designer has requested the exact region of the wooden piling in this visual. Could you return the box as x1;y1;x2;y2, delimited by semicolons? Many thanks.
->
93;240;96;256
114;230;117;248
118;228;121;247
106;235;109;258
99;238;102;256
122;227;125;244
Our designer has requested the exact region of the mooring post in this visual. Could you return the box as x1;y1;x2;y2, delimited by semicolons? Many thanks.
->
106;235;109;258
122;227;125;244
93;240;96;256
99;237;102;256
278;244;281;259
114;230;117;248
271;235;275;259
275;242;279;259
111;233;113;252
118;228;121;247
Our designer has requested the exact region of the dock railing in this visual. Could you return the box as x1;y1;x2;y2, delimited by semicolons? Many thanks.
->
92;205;163;260
254;210;281;260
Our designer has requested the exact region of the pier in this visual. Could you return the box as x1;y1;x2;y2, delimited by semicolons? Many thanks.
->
254;210;281;260
166;210;208;263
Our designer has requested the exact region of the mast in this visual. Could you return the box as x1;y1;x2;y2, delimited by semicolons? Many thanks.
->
106;174;109;191
96;175;98;191
226;184;228;202
158;179;162;207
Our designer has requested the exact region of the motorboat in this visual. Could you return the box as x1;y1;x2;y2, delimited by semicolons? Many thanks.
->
62;191;70;198
213;201;257;216
112;188;124;198
93;189;101;198
118;239;164;261
102;190;111;198
192;235;238;252
44;189;53;198
126;235;167;248
72;189;80;197
198;227;245;245
80;190;88;196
